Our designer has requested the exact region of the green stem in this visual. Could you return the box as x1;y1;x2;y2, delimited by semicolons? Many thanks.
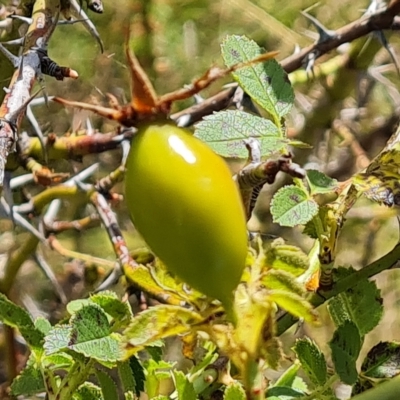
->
277;242;400;335
0;234;39;294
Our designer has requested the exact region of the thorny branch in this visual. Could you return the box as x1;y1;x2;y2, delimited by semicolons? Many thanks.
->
0;0;399;348
174;0;400;126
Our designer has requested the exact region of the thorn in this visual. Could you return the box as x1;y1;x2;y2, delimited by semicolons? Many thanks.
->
8;14;32;24
0;43;20;68
10;173;34;190
374;30;400;77
293;44;301;55
363;0;386;17
0;38;24;46
34;251;68;304
121;140;130;166
176;114;191;127
304;52;317;78
26;104;48;163
94;263;122;292
53;97;126;123
301;11;336;43
3;171;14;226
193;93;204;104
0;197;46;242
68;0;104;53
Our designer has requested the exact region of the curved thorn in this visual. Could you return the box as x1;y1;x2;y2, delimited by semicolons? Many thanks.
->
34;251;68;304
69;0;104;52
53;97;124;122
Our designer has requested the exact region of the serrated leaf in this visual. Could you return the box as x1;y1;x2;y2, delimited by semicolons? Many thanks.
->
0;293;44;349
329;321;362;385
269;290;319;323
67;299;92;315
194;110;287;158
122;305;202;356
70;334;122;363
118;360;137;393
10;358;45;396
262;269;306;296
224;382;246;400
96;369;118;400
129;356;145;396
264;239;310;277
43;352;74;370
73;382;103;400
327;270;383;336
306;170;338;195
90;291;133;329
221;35;294;123
174;371;197;400
361;342;400;379
44;325;71;354
70;304;110;342
293;338;327;386
145;359;174;399
271;186;319;227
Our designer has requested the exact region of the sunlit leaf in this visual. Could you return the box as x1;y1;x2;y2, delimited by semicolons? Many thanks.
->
122;305;203;356
271;186;318;227
221;35;294;123
195;110;287;158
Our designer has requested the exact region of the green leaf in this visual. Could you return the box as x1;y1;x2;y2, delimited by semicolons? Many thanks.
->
224;382;246;400
73;382;103;400
35;316;52;335
194;110;287;158
129;356;145;395
44;306;123;363
271;186;319;227
361;342;400;379
10;356;45;396
145;359;174;399
44;325;71;354
118;360;137;394
96;369;119;400
264;239;309;277
90;291;133;329
306;170;338;195
268;290;318;323
328;269;383;336
43;352;74;370
274;362;300;387
221;35;294;123
293;338;327;386
262;269;306;296
146;345;164;362
266;386;305;397
329;321;362;385
0;293;44;350
174;371;197;400
122;305;202;356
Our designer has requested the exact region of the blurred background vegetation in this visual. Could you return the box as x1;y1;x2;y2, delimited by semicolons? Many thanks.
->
1;0;400;393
